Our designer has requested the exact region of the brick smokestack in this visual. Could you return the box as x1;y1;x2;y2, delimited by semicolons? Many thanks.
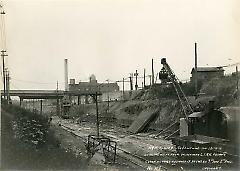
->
64;59;69;91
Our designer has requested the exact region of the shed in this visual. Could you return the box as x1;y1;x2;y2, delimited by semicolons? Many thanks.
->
191;67;224;82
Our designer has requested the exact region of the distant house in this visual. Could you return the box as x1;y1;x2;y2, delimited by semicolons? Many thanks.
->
190;67;224;83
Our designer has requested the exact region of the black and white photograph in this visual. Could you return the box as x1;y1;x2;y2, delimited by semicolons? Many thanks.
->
1;0;240;170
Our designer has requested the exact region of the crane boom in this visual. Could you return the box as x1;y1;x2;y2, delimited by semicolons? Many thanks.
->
161;58;193;121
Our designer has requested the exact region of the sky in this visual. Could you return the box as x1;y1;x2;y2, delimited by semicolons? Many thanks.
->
1;0;240;90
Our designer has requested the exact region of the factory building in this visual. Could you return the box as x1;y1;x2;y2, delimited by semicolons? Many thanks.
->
69;75;121;103
69;75;119;93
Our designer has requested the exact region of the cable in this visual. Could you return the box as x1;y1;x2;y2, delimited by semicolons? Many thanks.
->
0;3;6;50
221;62;240;68
10;82;21;90
11;77;65;85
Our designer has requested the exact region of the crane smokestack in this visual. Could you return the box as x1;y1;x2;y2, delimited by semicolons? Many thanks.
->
64;59;69;91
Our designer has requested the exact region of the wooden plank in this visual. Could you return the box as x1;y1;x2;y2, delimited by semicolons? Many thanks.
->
128;108;159;133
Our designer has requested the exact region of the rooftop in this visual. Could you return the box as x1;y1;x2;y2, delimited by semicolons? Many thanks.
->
191;67;224;74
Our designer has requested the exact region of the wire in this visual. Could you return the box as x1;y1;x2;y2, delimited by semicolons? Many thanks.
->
11;78;64;85
221;62;240;68
0;3;6;50
10;82;21;90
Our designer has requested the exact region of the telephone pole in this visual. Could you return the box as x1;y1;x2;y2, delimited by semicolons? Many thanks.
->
143;68;146;88
134;70;139;90
6;69;10;104
236;66;239;91
107;79;110;113
56;81;60;115
195;43;198;99
1;4;8;100
149;75;152;86
129;73;133;90
122;78;125;100
95;92;99;137
116;78;130;100
152;59;154;86
1;50;7;99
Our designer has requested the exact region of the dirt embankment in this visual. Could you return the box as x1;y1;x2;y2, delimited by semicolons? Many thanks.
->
67;74;239;133
67;90;183;132
1;103;89;170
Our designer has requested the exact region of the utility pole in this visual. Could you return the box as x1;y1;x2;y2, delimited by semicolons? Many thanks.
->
134;70;139;90
116;78;130;100
20;97;23;106
95;92;99;137
40;100;43;115
56;81;60;115
236;66;239;91
152;59;154;86
6;69;10;104
1;5;7;100
107;79;110;113
77;96;80;105
1;50;7;99
33;99;35;113
155;73;158;84
195;43;198;99
143;68;146;88
129;73;133;91
122;78;125;100
149;75;152;86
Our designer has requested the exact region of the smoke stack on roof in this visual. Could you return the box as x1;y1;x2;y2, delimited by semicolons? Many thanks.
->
89;74;97;83
70;79;75;85
64;59;69;91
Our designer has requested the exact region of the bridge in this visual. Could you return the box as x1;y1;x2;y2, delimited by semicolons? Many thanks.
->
1;89;102;99
1;90;64;99
1;89;102;111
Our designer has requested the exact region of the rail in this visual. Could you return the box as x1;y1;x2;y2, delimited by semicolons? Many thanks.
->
59;124;168;170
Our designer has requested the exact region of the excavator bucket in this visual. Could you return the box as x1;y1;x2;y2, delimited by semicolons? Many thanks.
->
161;58;167;64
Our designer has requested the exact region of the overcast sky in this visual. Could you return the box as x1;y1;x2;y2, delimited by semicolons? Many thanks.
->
1;0;239;90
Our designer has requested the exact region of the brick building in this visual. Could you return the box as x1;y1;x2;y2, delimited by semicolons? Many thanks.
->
69;75;120;103
69;75;119;93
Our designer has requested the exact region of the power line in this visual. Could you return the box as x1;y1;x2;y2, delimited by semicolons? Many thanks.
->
221;62;240;68
10;82;21;90
0;2;7;50
11;78;65;85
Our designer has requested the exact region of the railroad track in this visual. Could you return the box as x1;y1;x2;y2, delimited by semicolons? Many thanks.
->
58;123;168;170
